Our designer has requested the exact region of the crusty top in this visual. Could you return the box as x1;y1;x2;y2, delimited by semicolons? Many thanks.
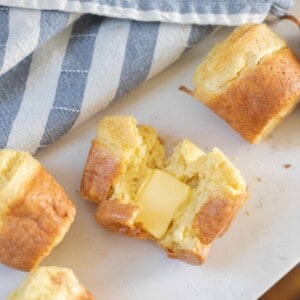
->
193;23;286;100
191;23;300;144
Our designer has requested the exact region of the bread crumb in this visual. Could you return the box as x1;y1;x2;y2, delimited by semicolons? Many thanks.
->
256;177;261;182
246;210;251;216
283;164;291;169
158;136;165;145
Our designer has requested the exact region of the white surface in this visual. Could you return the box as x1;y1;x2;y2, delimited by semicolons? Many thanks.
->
1;5;300;300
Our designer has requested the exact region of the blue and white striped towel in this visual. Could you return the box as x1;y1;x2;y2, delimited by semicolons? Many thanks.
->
0;1;294;153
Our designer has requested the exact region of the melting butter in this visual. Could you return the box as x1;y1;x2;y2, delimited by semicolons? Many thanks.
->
135;169;191;239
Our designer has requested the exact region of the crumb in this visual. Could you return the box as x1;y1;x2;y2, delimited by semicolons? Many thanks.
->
259;199;263;208
283;164;291;169
246;210;251;216
279;256;288;261
158;136;165;145
256;177;261;182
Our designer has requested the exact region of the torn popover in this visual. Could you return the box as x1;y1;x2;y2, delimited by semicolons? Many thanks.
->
80;116;248;265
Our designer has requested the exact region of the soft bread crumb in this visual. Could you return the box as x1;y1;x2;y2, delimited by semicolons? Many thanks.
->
105;122;165;205
165;139;205;182
161;145;247;253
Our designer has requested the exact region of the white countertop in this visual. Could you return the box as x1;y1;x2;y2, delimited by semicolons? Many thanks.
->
1;4;300;299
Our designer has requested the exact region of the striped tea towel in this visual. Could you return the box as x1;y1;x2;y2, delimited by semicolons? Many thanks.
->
0;0;295;154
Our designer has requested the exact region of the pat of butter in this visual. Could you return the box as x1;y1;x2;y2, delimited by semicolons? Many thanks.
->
135;169;191;239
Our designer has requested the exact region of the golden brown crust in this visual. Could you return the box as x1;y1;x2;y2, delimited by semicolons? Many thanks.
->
96;198;151;240
203;48;300;143
74;292;95;300
80;140;122;203
0;167;75;271
160;242;210;265
193;24;286;99
192;194;247;245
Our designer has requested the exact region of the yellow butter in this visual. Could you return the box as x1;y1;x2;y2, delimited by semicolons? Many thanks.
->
135;169;191;239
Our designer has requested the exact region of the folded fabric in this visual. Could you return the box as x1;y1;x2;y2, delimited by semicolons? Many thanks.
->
0;0;294;154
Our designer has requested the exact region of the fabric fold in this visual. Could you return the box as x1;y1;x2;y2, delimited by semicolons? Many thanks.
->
0;1;294;22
